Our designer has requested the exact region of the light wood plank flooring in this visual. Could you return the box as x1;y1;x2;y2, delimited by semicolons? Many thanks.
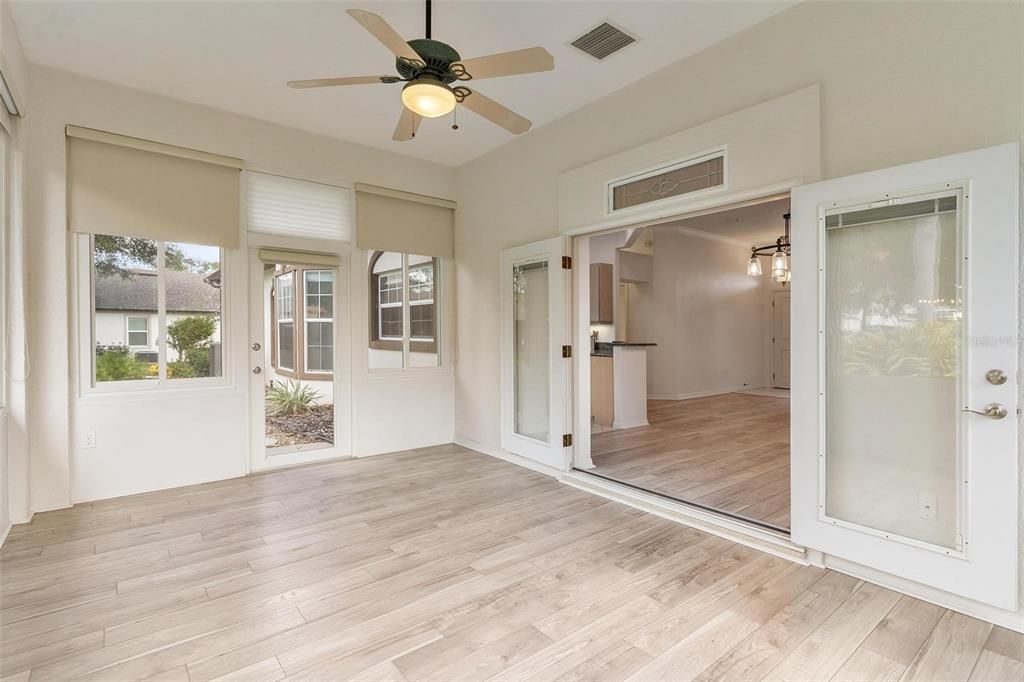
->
2;445;1019;681
591;393;791;529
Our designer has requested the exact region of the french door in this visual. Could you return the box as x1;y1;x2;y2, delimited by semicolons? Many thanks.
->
500;237;572;470
791;143;1019;610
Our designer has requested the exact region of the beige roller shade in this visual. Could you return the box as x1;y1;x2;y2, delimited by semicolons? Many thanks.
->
354;183;455;258
66;126;242;248
258;248;340;267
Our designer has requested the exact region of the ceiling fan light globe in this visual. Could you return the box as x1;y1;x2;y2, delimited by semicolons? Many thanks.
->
401;80;456;118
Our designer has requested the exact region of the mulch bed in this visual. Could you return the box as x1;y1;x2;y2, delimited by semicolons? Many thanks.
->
265;404;334;447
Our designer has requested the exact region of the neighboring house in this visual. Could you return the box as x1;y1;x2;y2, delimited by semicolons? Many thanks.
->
94;268;222;362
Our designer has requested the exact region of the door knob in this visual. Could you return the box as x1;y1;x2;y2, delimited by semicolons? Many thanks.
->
252;366;262;375
962;403;1007;419
985;369;1007;385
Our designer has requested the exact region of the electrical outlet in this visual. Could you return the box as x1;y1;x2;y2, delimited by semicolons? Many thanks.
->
919;491;937;520
83;432;96;449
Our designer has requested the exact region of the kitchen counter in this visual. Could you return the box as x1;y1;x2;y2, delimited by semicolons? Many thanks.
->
590;342;655;430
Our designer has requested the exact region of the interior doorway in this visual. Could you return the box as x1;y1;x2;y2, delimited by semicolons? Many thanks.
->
577;196;793;532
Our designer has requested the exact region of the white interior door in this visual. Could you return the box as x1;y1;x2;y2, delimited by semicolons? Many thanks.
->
791;143;1019;610
772;291;791;389
501;237;572;470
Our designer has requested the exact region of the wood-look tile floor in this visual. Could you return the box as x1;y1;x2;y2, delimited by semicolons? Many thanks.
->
591;393;791;530
2;445;1021;681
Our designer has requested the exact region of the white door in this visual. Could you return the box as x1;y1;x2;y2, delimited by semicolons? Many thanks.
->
249;249;351;470
771;291;791;389
501;237;572;470
791;143;1019;610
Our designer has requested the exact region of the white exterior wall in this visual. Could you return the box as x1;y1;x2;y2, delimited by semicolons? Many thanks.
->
94;310;223;360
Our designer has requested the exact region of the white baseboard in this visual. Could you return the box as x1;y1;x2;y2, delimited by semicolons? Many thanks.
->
648;386;753;401
611;419;649;430
453;436;564;479
824;554;1024;634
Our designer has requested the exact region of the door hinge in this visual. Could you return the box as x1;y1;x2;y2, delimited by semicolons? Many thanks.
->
562;256;572;269
562;433;573;447
562;345;572;358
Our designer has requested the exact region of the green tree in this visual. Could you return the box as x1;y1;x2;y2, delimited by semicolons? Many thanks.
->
95;346;150;381
167;315;216;359
93;236;216;279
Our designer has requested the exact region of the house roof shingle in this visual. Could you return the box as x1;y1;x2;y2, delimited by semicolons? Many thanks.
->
95;269;221;313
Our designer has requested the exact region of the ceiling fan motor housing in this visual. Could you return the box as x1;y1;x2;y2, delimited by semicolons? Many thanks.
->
398;39;463;83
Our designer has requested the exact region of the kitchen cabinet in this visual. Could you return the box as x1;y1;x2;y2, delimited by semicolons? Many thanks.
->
591;355;614;427
589;263;613;323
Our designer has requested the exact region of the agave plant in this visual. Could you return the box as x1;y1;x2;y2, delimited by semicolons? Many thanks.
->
266;380;322;416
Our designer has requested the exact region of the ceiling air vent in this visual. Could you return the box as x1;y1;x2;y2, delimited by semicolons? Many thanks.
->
571;22;635;60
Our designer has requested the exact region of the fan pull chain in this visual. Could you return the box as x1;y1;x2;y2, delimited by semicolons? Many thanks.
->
451;106;459;131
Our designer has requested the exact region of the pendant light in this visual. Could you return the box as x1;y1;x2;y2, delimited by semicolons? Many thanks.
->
746;212;792;285
770;249;789;283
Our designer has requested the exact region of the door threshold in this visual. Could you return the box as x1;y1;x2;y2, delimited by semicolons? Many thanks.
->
561;469;808;564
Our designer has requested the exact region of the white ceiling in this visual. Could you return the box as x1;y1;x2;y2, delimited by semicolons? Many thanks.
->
660;197;792;245
11;1;795;167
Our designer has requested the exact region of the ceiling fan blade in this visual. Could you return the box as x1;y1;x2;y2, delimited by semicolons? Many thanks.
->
454;47;554;80
287;76;392;89
347;9;421;63
393;106;422;142
459;89;532;135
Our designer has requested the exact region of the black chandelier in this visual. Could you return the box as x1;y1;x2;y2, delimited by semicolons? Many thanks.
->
747;212;791;285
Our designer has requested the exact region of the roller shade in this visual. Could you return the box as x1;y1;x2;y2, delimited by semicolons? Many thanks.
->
66;126;242;247
355;183;455;258
258;248;339;267
247;171;352;242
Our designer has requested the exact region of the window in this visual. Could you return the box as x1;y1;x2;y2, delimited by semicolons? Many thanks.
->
369;251;439;369
92;234;224;385
304;270;334;373
276;272;295;371
126;317;149;347
269;265;337;378
610;152;724;212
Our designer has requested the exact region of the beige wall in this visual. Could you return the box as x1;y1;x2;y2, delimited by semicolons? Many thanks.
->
453;0;1024;451
25;66;456;511
642;230;770;399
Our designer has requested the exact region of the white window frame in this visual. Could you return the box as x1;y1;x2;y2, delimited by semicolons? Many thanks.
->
377;269;403;342
126;315;150;348
408;261;435;343
275;271;296;372
75;234;228;394
303;269;334;375
367;252;445;374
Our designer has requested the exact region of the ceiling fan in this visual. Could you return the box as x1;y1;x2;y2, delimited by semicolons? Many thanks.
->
287;0;554;141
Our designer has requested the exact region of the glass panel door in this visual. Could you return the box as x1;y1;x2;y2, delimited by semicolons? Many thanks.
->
513;261;550;442
824;194;961;549
500;237;570;470
790;143;1019;610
